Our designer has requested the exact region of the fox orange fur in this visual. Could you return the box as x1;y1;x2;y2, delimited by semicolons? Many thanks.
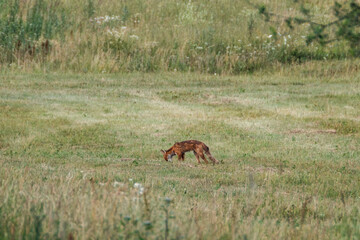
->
161;140;218;164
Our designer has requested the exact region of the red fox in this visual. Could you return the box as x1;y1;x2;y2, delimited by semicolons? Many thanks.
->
161;140;219;164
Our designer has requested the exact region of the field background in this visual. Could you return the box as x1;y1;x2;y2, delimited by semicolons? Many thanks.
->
1;63;360;239
1;0;360;239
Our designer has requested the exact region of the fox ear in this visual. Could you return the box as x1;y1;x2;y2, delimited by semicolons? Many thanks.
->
160;149;165;153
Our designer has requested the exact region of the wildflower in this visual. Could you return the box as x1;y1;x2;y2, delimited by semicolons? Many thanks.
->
268;35;272;38
91;15;121;24
113;181;121;187
134;182;144;195
129;35;139;40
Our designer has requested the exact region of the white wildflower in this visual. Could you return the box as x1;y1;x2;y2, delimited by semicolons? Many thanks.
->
129;35;139;40
91;15;121;24
113;181;122;187
133;183;144;195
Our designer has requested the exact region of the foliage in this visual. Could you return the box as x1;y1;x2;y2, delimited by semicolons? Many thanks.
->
0;0;358;73
0;0;66;62
259;0;360;56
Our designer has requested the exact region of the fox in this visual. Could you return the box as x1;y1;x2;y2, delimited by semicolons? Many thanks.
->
161;140;219;164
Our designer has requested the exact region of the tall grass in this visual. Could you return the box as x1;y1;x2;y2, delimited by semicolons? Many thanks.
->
0;0;352;74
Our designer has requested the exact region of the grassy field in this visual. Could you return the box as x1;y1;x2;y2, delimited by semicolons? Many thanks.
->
0;62;360;239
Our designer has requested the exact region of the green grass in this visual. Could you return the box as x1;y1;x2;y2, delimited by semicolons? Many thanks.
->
0;65;359;239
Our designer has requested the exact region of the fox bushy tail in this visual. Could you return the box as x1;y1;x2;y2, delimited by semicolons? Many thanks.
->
205;150;218;164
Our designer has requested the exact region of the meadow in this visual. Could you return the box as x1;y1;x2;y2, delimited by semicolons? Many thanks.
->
1;0;360;239
1;61;359;239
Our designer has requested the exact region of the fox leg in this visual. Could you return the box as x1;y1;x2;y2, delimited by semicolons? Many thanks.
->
193;151;201;164
205;150;219;164
176;152;182;161
180;153;185;161
199;152;209;164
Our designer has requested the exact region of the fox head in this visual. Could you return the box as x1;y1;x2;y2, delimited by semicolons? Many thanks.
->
161;149;175;162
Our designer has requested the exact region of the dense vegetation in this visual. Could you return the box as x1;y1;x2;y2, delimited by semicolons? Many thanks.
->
0;0;357;74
